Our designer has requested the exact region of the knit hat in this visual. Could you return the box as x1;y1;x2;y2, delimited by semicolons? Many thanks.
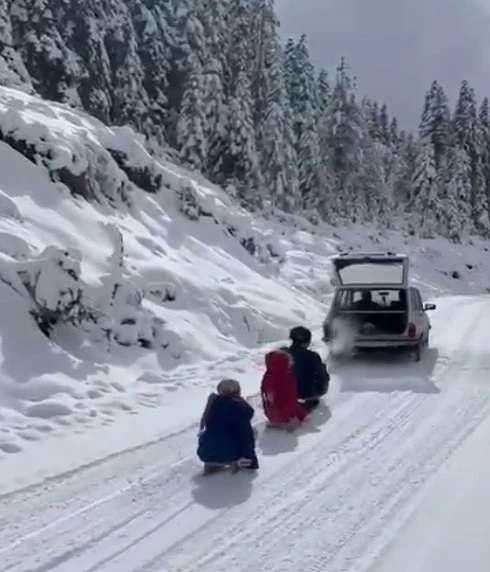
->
217;378;241;396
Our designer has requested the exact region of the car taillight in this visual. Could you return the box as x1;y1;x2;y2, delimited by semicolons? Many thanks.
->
407;322;416;338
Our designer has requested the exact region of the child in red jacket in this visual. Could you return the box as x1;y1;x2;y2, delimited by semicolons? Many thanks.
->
260;350;307;429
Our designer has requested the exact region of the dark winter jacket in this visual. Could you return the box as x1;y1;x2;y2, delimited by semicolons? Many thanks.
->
260;350;307;424
197;394;258;468
286;343;330;400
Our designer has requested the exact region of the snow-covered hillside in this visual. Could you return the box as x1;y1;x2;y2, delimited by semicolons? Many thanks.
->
1;86;490;487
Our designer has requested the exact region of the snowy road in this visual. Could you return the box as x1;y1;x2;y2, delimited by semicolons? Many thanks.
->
1;295;490;572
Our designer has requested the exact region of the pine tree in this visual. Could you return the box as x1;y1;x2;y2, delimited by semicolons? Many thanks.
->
443;147;472;241
453;80;487;231
411;136;440;237
389;117;400;150
379;103;390;145
131;0;172;144
56;0;113;124
253;0;297;210
200;0;229;179
0;0;32;90
419;80;452;170
201;56;229;179
365;99;381;141
104;3;148;133
10;0;82;104
166;0;207;145
479;97;490;225
316;68;330;118
283;35;322;210
228;0;254;88
395;133;417;204
176;54;207;171
222;69;261;202
322;59;366;219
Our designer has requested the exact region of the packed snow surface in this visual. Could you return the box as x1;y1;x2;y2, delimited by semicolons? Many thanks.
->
2;295;490;572
1;86;490;570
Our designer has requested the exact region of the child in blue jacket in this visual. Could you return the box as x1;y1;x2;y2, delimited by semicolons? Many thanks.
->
197;379;258;475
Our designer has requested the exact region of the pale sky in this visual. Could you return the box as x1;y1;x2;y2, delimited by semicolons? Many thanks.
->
275;0;490;129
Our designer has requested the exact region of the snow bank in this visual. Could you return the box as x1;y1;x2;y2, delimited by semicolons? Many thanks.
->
1;85;490;463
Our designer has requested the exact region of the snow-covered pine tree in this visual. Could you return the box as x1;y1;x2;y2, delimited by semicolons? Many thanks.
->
320;59;367;220
130;0;172;145
453;79;488;232
218;0;262;203
223;68;261;204
389;116;400;150
252;0;297;211
364;99;381;142
281;76;301;211
379;103;390;146
283;35;322;211
227;0;254;86
103;2;149;134
166;0;207;146
358;138;389;224
0;0;32;90
315;70;338;219
54;0;113;124
316;68;330;119
199;0;230;180
418;80;452;171
478;97;490;225
394;132;417;205
9;0;81;105
411;136;441;237
176;54;207;171
442;147;472;241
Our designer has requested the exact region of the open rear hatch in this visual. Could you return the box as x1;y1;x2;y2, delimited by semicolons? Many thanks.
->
330;252;409;288
331;287;409;338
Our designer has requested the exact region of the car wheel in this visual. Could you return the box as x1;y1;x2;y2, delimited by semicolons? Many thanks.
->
414;335;426;362
415;345;421;362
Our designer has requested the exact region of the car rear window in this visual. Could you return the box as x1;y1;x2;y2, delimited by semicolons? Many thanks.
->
336;288;408;310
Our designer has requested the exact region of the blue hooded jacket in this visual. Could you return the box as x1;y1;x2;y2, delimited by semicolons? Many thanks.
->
197;394;258;468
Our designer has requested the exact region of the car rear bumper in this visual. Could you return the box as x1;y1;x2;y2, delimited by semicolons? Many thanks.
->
352;337;420;349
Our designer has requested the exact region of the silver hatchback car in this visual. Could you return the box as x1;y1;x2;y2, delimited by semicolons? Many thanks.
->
322;252;436;361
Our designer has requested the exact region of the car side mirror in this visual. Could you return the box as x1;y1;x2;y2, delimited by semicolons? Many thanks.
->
424;303;436;311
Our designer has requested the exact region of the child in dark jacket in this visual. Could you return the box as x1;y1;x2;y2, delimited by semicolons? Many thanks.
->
260;350;308;429
285;326;330;411
197;379;258;475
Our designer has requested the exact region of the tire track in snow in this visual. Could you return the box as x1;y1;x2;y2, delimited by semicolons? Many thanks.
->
45;305;467;571
0;298;483;572
0;388;263;560
20;392;406;572
0;387;368;572
126;390;443;572
131;303;482;572
146;299;490;572
163;389;489;572
132;304;466;571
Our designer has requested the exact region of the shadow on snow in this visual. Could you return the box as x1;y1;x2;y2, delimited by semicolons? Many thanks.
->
333;347;441;394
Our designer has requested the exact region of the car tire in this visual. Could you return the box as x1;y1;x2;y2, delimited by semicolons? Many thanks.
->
414;335;427;362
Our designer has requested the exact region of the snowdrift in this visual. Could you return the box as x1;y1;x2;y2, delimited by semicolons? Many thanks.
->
1;85;490;461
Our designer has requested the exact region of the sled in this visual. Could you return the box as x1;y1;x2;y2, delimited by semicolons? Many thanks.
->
265;419;301;432
201;460;258;476
201;463;238;476
299;398;321;414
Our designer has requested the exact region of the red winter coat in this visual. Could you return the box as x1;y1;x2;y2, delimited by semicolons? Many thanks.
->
260;350;307;424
